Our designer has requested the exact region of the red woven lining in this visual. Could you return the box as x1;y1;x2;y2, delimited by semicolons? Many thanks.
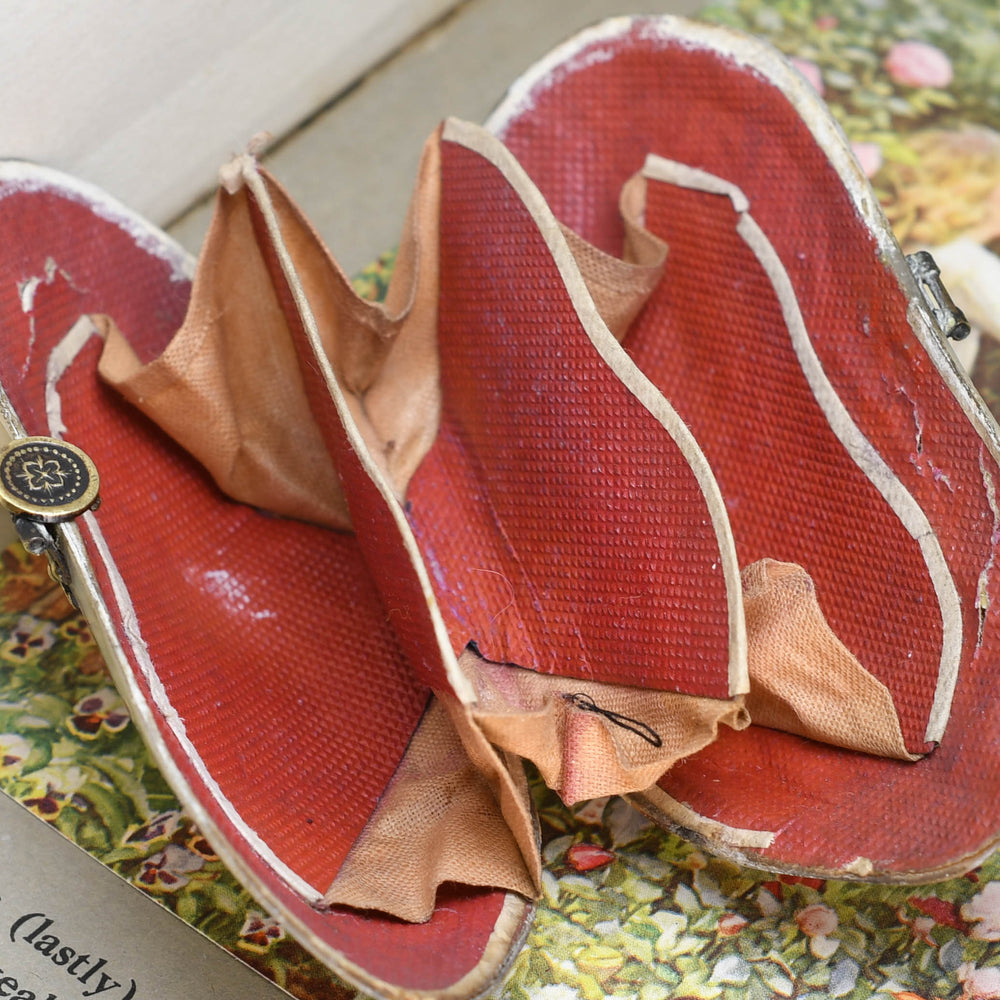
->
404;139;733;696
495;20;998;872
635;179;939;752
0;183;511;989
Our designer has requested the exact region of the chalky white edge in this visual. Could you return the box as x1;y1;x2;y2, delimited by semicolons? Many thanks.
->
0;165;533;1000
486;12;1000;744
0;162;193;283
641;154;963;744
442;116;749;700
635;785;774;850
44;316;325;906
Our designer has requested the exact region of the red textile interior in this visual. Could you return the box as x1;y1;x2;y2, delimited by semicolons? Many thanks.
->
403;138;733;696
0;182;512;990
495;20;1000;874
636;179;938;751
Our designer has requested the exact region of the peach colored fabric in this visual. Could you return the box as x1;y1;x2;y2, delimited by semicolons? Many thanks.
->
324;697;537;923
97;188;352;530
465;650;749;805
559;175;667;342
743;559;919;761
98;138;445;527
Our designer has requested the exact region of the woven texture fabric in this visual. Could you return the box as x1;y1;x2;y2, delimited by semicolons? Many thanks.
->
237;160;547;909
406;135;734;695
324;696;536;923
0;174;526;994
97;187;352;530
742;560;916;760
492;16;1000;878
465;650;750;805
87;112;951;896
635;177;939;753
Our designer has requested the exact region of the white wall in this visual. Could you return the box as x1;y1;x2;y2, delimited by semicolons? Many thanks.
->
0;0;459;223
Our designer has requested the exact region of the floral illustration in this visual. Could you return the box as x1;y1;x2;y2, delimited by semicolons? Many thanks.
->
884;38;954;89
1;614;56;663
238;912;287;954
66;687;130;739
135;843;206;893
1;3;1000;1000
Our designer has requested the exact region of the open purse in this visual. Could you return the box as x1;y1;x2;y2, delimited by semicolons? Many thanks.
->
0;15;998;1000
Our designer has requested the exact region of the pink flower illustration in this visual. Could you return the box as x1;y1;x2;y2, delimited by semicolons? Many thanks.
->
962;882;1000;940
717;912;749;936
884;40;953;89
852;141;884;177
795;902;839;958
959;962;1000;1000
791;57;825;95
796;902;838;937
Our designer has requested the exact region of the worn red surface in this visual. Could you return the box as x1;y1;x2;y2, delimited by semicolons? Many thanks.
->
494;18;1000;875
0;178;516;992
403;137;733;696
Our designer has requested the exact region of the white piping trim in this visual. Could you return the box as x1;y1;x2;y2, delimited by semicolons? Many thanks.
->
642;154;962;744
634;785;775;850
486;12;1000;530
237;162;478;706
45;315;101;437
443;117;748;698
45;319;324;906
0;161;537;1000
0;161;193;283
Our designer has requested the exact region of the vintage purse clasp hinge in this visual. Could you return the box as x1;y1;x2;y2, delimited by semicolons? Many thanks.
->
907;250;971;342
0;437;101;606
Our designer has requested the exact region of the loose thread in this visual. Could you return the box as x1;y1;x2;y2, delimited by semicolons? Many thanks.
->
563;692;663;747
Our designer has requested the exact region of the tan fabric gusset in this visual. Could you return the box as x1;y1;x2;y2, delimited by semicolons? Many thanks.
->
96;187;353;530
462;649;750;805
98;138;666;530
438;691;543;891
743;559;921;761
324;697;537;924
557;174;668;343
265;134;445;502
96;136;923;924
98;136;446;526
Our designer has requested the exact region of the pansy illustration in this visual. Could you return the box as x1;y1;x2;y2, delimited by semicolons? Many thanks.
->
20;763;87;821
186;831;219;861
0;732;31;777
134;843;206;892
0;615;55;663
57;616;93;645
237;911;286;954
123;809;183;846
66;687;130;739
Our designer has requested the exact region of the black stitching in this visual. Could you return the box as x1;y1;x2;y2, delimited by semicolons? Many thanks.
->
563;692;663;747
